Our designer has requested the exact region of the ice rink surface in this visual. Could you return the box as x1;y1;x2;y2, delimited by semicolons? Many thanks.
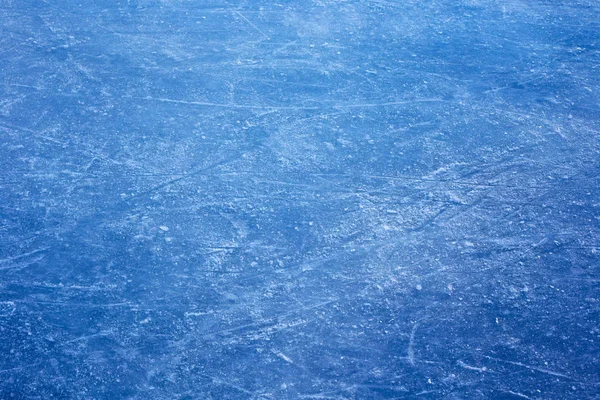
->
1;0;599;398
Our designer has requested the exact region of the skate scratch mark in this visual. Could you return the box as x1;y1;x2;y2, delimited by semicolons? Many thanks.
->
133;96;445;110
484;356;571;379
235;11;269;39
407;322;418;365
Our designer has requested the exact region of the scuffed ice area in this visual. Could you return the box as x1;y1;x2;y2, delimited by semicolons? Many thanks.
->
1;0;599;398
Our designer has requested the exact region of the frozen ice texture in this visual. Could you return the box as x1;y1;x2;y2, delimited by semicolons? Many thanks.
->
1;0;599;398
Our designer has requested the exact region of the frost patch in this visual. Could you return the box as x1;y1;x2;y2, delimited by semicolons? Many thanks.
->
0;301;16;317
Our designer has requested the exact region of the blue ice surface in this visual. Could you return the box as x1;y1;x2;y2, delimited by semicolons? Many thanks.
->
1;0;599;398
